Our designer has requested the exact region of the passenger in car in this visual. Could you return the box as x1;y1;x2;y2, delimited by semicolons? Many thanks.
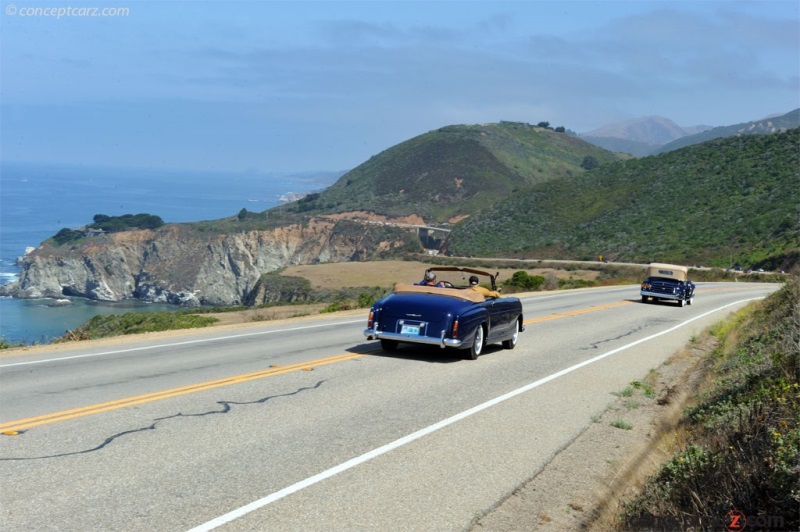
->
468;275;500;298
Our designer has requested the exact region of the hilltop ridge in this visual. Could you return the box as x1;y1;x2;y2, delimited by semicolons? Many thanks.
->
286;122;622;224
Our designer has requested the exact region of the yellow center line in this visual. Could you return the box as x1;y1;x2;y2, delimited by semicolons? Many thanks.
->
0;352;365;433
524;300;632;325
2;300;633;433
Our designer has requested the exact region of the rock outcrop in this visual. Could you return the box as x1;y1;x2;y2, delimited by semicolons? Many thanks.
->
3;218;418;306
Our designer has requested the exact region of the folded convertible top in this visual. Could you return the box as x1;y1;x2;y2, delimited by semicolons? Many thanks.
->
392;283;486;303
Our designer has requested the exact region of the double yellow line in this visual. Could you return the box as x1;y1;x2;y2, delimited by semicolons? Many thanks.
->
0;353;364;434
1;301;631;434
524;300;632;325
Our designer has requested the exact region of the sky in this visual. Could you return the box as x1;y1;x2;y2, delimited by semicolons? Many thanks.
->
1;0;798;174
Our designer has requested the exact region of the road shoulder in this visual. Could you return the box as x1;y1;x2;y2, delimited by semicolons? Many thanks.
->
471;333;714;531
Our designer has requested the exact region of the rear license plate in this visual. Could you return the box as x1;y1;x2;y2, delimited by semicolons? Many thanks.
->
401;324;421;335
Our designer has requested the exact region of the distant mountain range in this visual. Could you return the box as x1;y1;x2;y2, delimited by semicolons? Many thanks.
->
579;109;799;156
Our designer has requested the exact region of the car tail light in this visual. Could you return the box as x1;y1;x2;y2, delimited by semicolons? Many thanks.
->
641;282;650;290
451;319;459;339
367;310;374;329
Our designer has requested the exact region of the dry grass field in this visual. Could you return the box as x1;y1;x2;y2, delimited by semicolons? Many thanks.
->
207;260;604;326
206;262;761;327
282;259;600;289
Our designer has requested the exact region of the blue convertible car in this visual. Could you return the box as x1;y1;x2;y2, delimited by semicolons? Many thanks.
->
363;267;524;359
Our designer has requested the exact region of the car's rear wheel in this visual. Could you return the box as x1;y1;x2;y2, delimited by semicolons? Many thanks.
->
641;296;648;303
380;339;399;351
467;325;485;360
678;298;685;307
502;322;519;350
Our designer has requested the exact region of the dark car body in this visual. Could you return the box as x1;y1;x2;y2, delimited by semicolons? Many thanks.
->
640;263;695;307
364;267;524;359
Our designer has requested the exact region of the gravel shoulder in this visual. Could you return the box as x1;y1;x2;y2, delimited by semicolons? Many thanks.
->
472;334;714;531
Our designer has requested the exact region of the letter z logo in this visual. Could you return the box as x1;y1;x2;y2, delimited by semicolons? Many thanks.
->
726;509;746;531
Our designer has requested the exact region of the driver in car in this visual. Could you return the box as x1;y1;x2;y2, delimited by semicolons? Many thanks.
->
416;270;444;287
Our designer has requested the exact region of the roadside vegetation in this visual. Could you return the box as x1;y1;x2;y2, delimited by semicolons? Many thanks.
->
0;338;25;350
620;278;799;530
55;311;218;342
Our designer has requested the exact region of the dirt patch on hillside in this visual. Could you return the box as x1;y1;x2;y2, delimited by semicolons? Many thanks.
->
320;211;427;226
471;335;714;531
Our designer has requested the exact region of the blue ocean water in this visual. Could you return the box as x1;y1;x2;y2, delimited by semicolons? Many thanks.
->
0;162;340;344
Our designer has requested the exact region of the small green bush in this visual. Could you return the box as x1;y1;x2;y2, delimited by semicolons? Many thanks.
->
0;337;25;349
610;419;633;430
59;312;217;340
52;228;84;245
503;271;545;291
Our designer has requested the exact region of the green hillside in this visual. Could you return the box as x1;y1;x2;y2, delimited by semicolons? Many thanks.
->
283;122;621;223
655;108;800;154
445;128;800;269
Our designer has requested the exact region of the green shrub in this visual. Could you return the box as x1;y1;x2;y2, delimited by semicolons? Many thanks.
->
503;271;545;291
610;419;633;430
52;228;84;245
59;312;217;340
0;337;25;349
89;213;164;232
558;278;595;289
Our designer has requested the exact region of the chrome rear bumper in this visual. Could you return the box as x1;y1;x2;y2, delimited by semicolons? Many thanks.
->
641;290;682;301
363;328;462;348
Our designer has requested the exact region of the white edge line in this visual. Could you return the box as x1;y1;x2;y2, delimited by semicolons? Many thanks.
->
0;319;365;368
187;297;764;531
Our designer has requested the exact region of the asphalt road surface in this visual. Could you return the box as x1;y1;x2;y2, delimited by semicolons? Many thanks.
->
0;282;779;531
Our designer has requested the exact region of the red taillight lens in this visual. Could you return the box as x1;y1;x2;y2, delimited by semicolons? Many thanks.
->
451;319;459;339
367;310;374;329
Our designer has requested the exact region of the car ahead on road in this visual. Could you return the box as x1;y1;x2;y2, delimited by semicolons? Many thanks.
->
640;262;695;307
364;267;524;360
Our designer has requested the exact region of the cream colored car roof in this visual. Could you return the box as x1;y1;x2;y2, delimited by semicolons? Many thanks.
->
645;263;688;281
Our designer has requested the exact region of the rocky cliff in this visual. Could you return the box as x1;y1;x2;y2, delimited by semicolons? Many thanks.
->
2;218;419;306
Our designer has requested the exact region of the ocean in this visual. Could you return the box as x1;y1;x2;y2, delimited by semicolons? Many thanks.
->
0;162;340;344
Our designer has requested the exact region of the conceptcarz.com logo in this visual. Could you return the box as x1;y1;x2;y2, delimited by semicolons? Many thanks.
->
725;509;786;531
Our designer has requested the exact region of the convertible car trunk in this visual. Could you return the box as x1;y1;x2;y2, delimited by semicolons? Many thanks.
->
377;292;473;336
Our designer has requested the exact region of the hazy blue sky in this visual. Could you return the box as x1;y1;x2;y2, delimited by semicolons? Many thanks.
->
1;0;798;173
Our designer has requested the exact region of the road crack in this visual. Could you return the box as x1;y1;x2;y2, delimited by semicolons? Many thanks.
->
581;325;644;350
0;380;325;461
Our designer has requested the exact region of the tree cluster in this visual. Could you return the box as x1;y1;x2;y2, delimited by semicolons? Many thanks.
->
89;213;164;232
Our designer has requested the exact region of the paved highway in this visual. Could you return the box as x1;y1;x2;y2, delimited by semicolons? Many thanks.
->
0;282;779;531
